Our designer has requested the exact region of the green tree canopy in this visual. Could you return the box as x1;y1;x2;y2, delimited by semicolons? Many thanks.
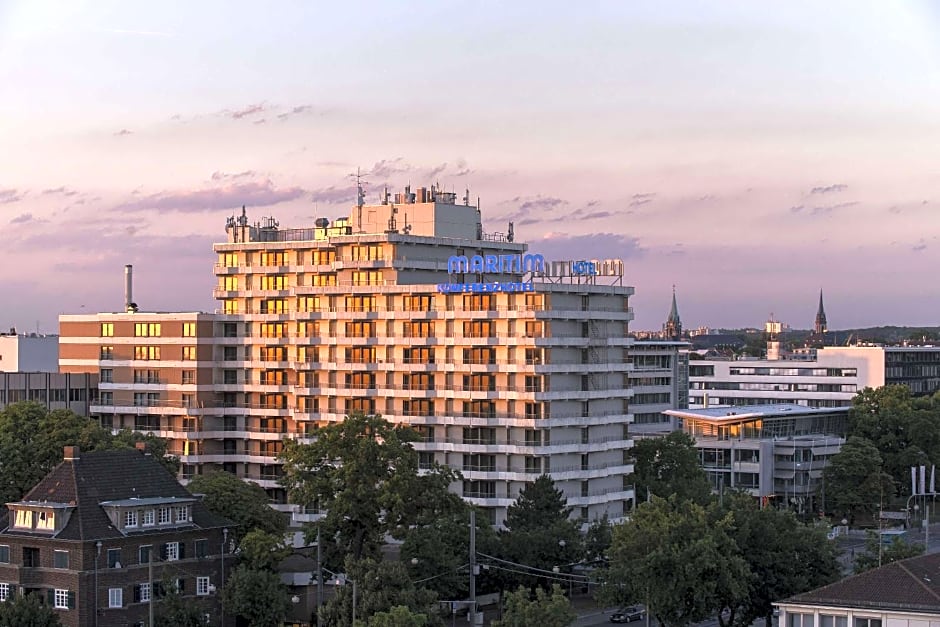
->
498;475;581;589
605;497;749;627
223;565;291;627
822;436;894;523
0;592;63;627
365;605;429;627
187;470;287;541
711;494;841;627
491;585;575;627
0;402;177;505
154;586;209;627
321;557;441;627
629;430;713;504
279;413;460;564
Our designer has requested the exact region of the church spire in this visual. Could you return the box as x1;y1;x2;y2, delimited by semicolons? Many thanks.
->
814;289;828;335
663;285;683;340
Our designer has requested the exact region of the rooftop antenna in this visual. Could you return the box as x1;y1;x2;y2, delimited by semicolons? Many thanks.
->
507;221;514;243
463;187;470;206
348;168;368;233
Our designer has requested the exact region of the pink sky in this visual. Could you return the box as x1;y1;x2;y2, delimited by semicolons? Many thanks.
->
2;1;940;332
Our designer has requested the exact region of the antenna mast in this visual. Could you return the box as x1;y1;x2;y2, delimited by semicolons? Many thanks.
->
349;167;369;233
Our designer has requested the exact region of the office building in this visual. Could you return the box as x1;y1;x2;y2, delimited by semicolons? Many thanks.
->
60;186;637;525
0;331;58;372
665;404;848;512
0;372;98;415
628;340;690;437
0;445;232;627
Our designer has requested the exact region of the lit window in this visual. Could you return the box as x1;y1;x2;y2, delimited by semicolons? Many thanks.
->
108;588;122;608
36;509;55;530
13;510;32;529
0;583;8;602
142;510;155;527
182;346;197;360
54;589;69;609
196;577;210;596
124;511;138;528
134;323;161;337
101;323;114;337
134;346;161;360
183;322;197;337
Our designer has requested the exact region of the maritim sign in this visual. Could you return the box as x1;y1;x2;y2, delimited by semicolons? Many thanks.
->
438;253;543;294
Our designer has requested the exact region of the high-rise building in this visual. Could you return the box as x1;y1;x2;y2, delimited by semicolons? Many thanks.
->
61;186;637;525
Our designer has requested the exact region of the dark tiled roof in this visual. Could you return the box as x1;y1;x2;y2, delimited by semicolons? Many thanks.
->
1;449;231;541
786;553;940;613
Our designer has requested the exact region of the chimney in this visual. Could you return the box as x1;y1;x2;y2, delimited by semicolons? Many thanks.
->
124;264;133;312
134;441;151;455
63;446;80;461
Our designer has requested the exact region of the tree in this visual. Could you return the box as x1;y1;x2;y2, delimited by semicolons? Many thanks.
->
498;476;581;589
320;558;441;627
630;431;712;505
0;592;63;627
237;529;293;572
279;413;460;564
822;436;894;524
224;565;291;627
154;586;209;627
712;494;840;627
365;605;429;627
604;497;749;627
0;402;177;505
583;515;613;564
187;470;287;540
491;585;575;627
854;531;924;573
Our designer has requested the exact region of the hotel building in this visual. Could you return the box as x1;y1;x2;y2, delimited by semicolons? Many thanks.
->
60;186;636;525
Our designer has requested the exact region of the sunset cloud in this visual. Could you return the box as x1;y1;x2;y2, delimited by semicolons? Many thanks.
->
112;179;306;214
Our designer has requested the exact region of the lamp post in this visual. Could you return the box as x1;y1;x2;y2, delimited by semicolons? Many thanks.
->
322;567;356;626
221;527;229;627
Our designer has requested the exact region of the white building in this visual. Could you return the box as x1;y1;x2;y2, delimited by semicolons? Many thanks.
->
0;332;59;372
628;340;689;437
665;404;847;512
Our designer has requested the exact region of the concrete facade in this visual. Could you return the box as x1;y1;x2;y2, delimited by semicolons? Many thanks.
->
0;372;98;415
628;340;689;437
0;333;59;372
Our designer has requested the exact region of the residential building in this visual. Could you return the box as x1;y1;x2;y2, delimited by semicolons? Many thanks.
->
0;372;98;415
777;552;940;627
628;340;690;437
665;404;848;512
689;345;940;408
0;332;58;372
60;186;637;526
0;445;232;627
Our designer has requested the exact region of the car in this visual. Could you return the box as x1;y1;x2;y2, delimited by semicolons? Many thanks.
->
610;606;646;623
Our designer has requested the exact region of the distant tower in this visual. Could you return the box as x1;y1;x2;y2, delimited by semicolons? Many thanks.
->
814;289;828;335
663;286;683;340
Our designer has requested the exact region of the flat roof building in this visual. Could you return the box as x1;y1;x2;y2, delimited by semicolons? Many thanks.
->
628;340;689;437
0;332;59;372
61;185;637;526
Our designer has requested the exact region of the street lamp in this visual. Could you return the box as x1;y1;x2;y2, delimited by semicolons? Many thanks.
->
322;567;357;626
221;527;229;627
94;541;102;627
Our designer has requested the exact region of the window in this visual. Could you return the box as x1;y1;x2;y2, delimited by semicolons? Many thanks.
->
13;509;33;529
176;506;189;523
54;589;70;610
36;510;55;530
194;539;208;559
163;542;180;562
134;346;161;360
182;370;195;385
854;620;880;627
788;614;815;627
352;270;382;285
260;251;287;266
221;252;238;267
108;548;121;568
100;345;114;360
183;322;197;337
139;545;151;564
158;507;171;525
101;323;114;337
22;547;39;567
134;323;161;337
53;550;69;569
125;510;138;528
0;583;8;602
196;577;210;596
136;582;151;603
821;616;848;627
100;368;113;383
109;588;123;608
142;509;155;527
182;346;197;360
0;546;8;563
223;300;239;314
260;275;288;290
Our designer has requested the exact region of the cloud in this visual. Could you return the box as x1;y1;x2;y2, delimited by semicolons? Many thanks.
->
309;184;358;205
518;196;565;213
0;188;24;204
10;213;34;224
913;240;928;252
534;232;646;261
629;192;656;208
791;201;858;216
230;103;266;120
810;184;848;194
370;158;412;179
789;205;805;213
210;170;258;181
114;129;133;136
112;179;306;214
41;187;79;197
276;105;314;121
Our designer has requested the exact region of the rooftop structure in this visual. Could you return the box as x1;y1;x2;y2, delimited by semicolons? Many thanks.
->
0;331;58;372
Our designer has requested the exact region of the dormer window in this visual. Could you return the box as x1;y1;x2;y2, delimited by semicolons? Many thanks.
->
13;509;33;529
142;509;155;527
158;507;171;525
36;511;55;531
124;511;138;528
175;506;189;523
